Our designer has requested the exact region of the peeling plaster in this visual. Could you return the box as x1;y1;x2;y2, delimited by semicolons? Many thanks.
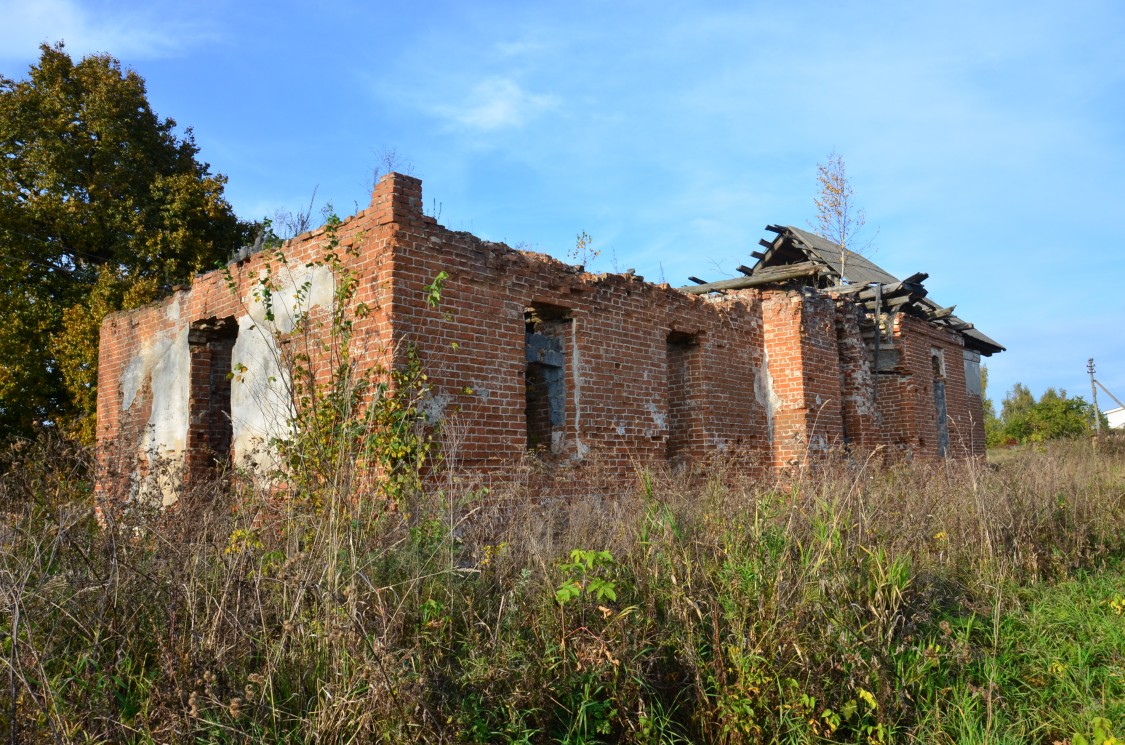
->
244;263;336;334
230;317;293;471
142;325;191;460
127;325;191;506
122;330;180;412
228;264;336;469
754;350;782;444
121;263;337;488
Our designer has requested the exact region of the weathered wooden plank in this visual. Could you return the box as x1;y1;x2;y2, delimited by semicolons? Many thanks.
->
863;294;922;311
925;305;956;320
677;262;822;294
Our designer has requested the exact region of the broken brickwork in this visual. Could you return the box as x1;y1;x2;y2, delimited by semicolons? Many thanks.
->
96;173;998;502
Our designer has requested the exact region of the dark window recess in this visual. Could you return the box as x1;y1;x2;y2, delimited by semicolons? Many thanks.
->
187;317;238;477
525;304;570;452
666;331;700;460
932;350;949;458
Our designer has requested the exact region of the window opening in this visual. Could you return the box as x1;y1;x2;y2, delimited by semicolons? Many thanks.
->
525;303;570;453
666;331;700;461
931;348;949;457
187;316;238;477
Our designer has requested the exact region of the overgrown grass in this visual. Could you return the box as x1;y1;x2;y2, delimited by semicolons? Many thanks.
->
2;437;1124;743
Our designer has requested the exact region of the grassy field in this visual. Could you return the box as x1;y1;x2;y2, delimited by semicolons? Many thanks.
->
2;438;1124;743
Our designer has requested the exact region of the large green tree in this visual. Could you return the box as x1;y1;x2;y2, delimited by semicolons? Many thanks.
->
0;43;251;441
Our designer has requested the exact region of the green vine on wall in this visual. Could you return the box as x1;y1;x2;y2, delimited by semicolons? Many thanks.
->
226;213;438;511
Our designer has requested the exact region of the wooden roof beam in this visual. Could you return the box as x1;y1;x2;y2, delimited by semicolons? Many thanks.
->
677;261;822;294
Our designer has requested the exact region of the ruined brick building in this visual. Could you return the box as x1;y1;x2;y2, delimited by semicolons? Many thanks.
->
96;173;1003;501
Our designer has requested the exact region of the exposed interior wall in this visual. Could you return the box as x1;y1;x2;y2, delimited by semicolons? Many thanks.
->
97;197;396;503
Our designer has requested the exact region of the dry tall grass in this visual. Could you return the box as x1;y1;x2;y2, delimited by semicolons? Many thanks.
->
2;437;1124;743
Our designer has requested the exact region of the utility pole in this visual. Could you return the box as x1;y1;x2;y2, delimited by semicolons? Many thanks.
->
1089;358;1101;435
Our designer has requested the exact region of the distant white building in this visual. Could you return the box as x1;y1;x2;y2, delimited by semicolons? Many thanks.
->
1107;407;1125;430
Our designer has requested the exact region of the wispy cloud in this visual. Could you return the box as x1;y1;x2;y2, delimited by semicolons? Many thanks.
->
493;39;547;58
0;0;214;63
431;77;559;132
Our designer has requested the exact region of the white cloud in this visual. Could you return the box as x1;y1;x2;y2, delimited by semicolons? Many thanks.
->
432;78;559;132
0;0;212;63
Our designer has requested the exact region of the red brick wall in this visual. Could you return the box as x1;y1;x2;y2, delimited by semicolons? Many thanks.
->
892;315;984;458
96;192;398;496
385;199;775;479
835;302;880;450
761;290;848;467
96;171;990;499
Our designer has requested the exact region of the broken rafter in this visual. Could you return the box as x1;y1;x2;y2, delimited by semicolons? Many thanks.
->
863;294;919;311
677;261;822;294
925;305;956;321
854;274;929;302
823;283;868;295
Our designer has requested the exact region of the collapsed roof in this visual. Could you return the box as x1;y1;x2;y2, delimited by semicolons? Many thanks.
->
678;225;1004;357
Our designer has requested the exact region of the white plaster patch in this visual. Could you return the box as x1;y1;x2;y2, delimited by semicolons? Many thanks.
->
142;325;191;456
647;401;666;430
230;316;293;471
135;326;191;506
754;351;782;445
244;263;336;334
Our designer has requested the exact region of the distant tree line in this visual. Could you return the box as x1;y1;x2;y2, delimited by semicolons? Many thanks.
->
983;368;1105;447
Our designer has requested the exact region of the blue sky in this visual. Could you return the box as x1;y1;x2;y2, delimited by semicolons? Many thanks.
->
4;0;1124;409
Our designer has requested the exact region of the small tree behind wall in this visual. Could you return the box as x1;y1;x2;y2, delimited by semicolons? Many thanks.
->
811;151;867;283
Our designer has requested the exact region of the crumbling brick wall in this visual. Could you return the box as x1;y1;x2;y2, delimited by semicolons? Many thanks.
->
96;172;987;503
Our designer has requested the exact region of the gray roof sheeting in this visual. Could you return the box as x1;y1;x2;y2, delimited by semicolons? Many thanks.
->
757;226;1004;355
784;226;900;285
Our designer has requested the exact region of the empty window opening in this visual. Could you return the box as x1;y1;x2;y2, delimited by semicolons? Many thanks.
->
963;350;982;396
187;317;238;476
931;348;949;458
525;303;570;453
666;331;700;461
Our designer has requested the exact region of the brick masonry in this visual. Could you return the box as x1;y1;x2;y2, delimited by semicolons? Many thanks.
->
96;173;989;501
